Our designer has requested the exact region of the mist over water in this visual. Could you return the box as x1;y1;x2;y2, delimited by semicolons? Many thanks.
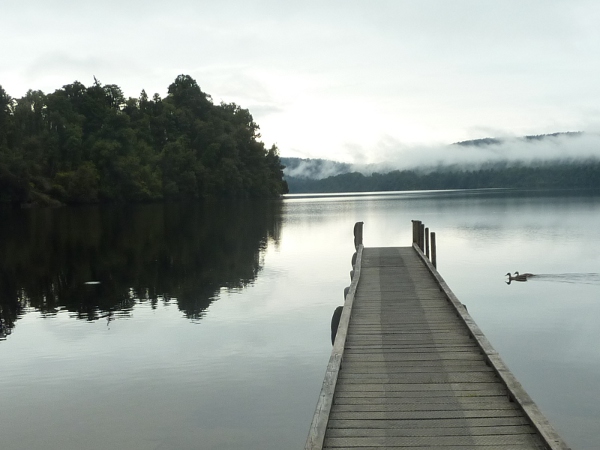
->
285;132;600;179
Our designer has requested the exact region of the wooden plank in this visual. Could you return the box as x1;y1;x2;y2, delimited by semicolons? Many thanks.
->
330;402;520;412
341;353;485;361
332;397;515;407
325;425;538;437
334;382;506;392
323;434;545;448
326;417;530;429
324;444;544;449
337;372;499;384
333;390;508;399
328;409;524;420
343;347;477;352
335;366;496;374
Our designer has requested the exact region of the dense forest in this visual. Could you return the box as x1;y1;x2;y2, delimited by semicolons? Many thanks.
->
285;161;600;193
0;75;288;206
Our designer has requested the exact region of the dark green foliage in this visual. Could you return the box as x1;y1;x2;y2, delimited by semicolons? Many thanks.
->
0;76;288;205
286;161;600;193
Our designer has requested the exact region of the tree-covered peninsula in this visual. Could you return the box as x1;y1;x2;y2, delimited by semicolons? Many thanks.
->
0;75;288;206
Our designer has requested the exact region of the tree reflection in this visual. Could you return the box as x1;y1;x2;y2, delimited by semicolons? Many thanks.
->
0;200;282;339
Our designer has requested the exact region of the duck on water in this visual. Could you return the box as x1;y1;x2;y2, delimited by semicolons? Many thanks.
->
506;271;534;284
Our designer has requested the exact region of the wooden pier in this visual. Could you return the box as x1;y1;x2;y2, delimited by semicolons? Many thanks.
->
305;223;570;449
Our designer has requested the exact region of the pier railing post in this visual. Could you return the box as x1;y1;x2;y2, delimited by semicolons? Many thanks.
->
353;221;364;250
431;232;437;268
413;220;436;267
411;220;421;246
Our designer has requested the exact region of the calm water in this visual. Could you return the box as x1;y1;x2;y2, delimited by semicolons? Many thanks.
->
1;190;599;449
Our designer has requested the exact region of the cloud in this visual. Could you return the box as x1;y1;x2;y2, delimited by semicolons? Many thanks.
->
245;103;284;119
25;53;105;79
191;68;286;121
351;132;600;174
283;159;350;179
285;133;600;180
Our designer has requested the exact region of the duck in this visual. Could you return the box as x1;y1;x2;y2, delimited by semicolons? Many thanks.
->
505;271;534;284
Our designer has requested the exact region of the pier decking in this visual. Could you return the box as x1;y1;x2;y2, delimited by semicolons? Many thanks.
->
305;230;570;449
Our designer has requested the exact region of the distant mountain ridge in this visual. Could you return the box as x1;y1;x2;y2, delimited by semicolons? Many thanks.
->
284;161;600;193
453;131;582;147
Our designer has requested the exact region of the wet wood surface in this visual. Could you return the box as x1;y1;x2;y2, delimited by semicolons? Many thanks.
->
308;246;570;449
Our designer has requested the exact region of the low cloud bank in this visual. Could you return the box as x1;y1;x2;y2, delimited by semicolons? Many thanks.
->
368;132;599;174
284;132;600;180
281;158;351;179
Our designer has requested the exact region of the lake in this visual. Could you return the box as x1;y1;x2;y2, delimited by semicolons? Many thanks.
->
1;189;599;450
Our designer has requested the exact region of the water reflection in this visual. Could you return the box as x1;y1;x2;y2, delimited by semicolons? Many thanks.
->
0;201;282;339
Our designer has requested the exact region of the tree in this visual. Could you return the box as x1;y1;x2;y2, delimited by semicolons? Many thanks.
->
54;161;100;203
0;85;13;147
167;75;212;117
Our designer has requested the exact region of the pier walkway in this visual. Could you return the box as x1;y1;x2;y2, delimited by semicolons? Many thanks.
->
305;231;570;449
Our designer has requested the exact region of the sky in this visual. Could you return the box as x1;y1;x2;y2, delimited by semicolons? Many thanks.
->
2;0;600;165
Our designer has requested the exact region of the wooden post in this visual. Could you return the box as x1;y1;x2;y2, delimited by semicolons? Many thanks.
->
431;232;437;268
419;223;425;251
411;220;421;245
353;222;364;250
425;227;430;259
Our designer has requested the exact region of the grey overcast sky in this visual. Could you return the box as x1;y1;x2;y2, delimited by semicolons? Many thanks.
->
2;0;600;163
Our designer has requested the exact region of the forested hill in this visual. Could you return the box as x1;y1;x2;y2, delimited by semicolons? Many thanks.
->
286;161;600;193
0;75;288;206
